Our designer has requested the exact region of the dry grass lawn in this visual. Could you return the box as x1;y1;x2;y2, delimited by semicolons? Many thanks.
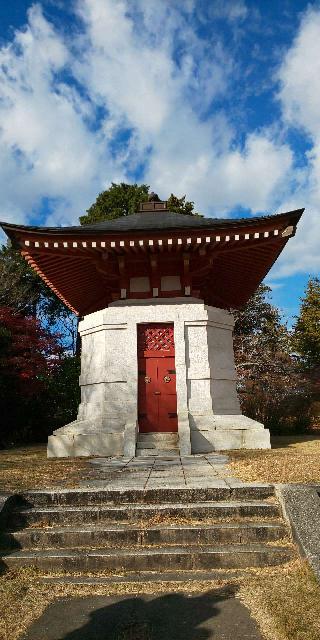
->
0;560;319;640
0;445;87;492
229;435;320;484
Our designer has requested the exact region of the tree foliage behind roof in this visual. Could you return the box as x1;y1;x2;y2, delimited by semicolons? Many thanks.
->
79;182;200;225
293;276;320;370
0;244;78;353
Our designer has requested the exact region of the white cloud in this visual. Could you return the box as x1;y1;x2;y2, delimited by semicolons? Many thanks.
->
72;0;293;214
0;0;316;285
278;9;320;140
207;0;248;23
272;7;320;278
0;4;117;228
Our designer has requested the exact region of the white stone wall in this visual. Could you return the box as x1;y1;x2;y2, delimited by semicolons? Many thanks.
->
47;298;270;457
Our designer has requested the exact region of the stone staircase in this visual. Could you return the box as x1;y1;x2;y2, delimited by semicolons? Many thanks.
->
136;432;179;457
0;485;294;584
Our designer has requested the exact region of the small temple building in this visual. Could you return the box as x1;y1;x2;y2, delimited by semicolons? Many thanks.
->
1;196;303;458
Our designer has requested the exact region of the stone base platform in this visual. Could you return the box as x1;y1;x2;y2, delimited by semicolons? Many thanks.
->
47;414;270;458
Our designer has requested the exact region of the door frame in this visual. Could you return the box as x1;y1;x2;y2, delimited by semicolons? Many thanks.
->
137;322;178;433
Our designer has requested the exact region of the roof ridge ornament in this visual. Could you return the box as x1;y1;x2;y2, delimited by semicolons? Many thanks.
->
139;193;168;213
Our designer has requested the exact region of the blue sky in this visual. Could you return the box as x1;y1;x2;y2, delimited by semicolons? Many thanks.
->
0;0;319;324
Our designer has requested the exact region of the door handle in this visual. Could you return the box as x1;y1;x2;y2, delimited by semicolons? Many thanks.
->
154;391;161;395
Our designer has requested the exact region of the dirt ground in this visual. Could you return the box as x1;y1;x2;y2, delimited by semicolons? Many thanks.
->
229;435;320;484
0;445;87;492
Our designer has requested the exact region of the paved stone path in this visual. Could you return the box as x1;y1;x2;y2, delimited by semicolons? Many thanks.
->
24;591;264;640
82;453;247;490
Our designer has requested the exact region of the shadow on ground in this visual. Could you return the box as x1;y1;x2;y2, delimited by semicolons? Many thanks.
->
270;434;320;449
23;587;263;640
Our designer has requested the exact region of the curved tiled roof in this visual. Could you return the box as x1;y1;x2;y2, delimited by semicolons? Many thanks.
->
0;208;304;237
0;207;304;315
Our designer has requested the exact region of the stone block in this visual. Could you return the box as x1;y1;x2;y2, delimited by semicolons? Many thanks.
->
53;418;126;435
210;380;241;414
47;434;74;458
213;415;265;431
191;428;243;453
190;422;270;453
72;434;123;457
243;428;271;449
48;433;123;458
123;421;138;457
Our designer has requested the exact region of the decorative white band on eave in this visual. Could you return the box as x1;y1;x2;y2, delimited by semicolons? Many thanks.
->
21;227;287;251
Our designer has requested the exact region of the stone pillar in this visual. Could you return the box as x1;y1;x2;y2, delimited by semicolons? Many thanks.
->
185;307;270;452
47;314;137;457
47;299;270;457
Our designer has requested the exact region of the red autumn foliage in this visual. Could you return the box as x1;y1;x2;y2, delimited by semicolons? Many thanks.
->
0;307;62;396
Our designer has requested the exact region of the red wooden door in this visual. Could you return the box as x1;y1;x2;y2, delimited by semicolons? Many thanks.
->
138;324;178;433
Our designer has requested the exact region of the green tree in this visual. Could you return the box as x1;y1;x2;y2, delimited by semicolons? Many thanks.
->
166;193;200;216
0;244;42;316
293;276;320;370
234;283;288;349
80;183;201;225
0;244;78;353
80;183;149;225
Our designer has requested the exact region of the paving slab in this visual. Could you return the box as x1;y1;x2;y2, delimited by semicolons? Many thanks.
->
82;454;243;490
23;590;264;640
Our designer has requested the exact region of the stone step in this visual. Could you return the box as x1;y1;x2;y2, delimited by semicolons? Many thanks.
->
1;522;287;551
136;448;180;456
40;570;243;585
9;501;280;528
137;433;179;441
2;543;293;572
136;442;179;450
14;485;275;507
